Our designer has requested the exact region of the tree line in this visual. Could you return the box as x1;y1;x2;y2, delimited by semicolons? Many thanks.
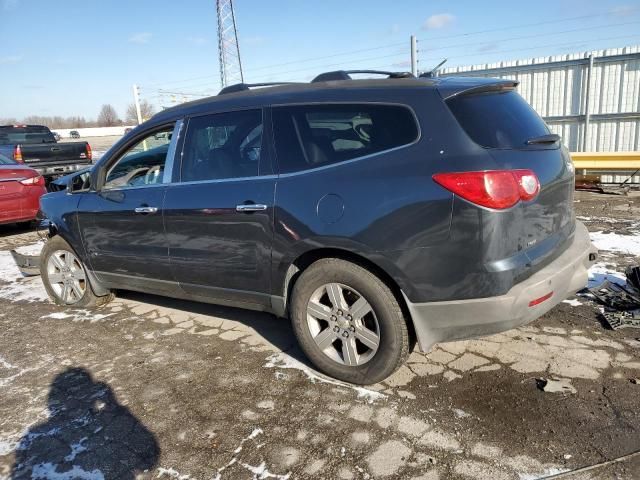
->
1;100;156;129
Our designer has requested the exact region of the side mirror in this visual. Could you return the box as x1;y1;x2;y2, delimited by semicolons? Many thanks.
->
68;170;92;193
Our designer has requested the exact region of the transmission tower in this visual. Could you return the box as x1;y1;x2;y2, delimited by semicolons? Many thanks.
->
216;0;244;87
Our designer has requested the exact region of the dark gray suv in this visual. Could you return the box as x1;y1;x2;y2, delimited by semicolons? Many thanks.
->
39;71;597;384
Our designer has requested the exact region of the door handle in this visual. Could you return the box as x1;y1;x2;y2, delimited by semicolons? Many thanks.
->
134;206;158;214
236;203;267;213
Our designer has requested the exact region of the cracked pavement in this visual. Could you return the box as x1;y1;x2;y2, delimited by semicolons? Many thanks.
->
1;191;639;479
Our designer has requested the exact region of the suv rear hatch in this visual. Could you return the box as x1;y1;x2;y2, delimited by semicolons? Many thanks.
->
442;81;575;271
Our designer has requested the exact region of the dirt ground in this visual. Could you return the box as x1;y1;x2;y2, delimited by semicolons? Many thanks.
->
0;191;639;480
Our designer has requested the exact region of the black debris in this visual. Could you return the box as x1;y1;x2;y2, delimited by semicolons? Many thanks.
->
588;269;640;330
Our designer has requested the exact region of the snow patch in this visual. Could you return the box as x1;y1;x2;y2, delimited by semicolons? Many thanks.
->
264;353;385;404
0;250;23;282
518;467;570;480
14;241;45;257
43;310;113;323
453;408;471;418
588;262;627;288
590;231;640;256
64;437;88;462
562;298;582;307
157;467;191;480
0;250;48;301
239;462;291;479
30;463;104;480
213;428;265;480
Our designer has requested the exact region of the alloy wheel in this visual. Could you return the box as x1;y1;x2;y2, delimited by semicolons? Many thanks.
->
46;249;87;304
306;283;380;366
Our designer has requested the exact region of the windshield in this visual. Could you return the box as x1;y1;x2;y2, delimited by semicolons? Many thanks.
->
0;152;16;165
0;127;56;145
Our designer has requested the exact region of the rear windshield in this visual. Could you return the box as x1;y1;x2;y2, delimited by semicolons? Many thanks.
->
0;127;55;145
446;89;549;149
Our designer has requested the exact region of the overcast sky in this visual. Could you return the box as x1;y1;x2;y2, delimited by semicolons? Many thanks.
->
1;0;639;120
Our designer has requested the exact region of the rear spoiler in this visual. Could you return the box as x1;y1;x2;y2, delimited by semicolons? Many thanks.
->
436;77;519;100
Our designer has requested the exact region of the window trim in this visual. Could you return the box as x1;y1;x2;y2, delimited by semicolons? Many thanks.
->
177;107;266;184
94;121;181;192
270;101;421;177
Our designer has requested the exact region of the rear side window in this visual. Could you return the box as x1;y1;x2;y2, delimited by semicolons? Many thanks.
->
273;104;418;174
446;89;549;149
0;126;55;145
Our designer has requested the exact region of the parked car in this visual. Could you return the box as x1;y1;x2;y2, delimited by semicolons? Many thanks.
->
69;130;80;139
38;71;597;384
0;152;47;225
0;125;92;184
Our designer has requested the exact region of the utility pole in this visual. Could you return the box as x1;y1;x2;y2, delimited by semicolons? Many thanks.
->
410;35;418;76
216;0;244;87
132;84;143;125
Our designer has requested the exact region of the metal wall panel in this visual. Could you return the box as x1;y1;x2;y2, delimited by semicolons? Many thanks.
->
440;46;640;152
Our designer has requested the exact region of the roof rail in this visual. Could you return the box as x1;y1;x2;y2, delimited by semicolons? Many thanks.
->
311;70;415;83
218;82;299;95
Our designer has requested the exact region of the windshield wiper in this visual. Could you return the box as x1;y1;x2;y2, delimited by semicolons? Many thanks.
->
525;133;560;145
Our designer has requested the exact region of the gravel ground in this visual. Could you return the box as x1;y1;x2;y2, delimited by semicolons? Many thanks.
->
0;191;639;480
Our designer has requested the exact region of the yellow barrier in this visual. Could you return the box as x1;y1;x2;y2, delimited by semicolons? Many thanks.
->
571;152;640;170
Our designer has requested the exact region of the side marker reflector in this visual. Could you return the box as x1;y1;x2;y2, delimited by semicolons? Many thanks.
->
528;291;553;307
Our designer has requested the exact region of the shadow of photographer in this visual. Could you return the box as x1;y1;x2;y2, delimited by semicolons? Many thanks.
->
11;367;159;480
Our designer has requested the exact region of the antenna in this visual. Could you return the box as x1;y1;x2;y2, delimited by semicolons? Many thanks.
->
216;0;244;87
420;58;448;78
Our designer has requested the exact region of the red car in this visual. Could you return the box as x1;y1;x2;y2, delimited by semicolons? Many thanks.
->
0;153;47;225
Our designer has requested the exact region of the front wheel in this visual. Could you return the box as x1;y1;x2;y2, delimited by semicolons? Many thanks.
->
40;236;113;307
290;259;410;385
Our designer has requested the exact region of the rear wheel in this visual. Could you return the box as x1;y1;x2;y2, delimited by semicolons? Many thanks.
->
40;236;113;307
290;258;410;385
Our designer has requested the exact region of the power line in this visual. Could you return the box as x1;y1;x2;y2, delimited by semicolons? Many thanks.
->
420;20;640;53
417;9;639;42
142;8;640;92
244;41;407;73
248;50;407;82
422;34;640;65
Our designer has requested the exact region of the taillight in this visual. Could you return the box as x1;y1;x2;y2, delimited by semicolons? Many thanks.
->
14;145;23;163
20;175;45;187
86;143;92;161
432;169;540;210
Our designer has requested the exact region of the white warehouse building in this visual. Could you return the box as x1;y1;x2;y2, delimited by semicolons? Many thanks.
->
440;45;640;152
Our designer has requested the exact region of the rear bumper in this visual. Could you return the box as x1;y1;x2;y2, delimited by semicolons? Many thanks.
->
404;221;597;351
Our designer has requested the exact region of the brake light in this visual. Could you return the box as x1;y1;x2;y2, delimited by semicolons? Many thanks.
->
432;169;540;209
86;143;92;161
20;175;45;187
14;144;23;163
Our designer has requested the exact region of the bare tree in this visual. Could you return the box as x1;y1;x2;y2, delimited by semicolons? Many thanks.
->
2;116;94;128
126;100;155;124
97;104;121;127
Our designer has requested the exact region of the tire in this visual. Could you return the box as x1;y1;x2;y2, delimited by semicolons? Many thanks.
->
290;258;410;385
40;236;114;308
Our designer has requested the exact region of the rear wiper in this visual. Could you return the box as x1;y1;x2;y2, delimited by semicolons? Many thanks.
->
525;133;560;145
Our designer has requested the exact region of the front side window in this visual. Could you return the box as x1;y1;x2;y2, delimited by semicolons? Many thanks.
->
272;104;419;174
180;109;262;182
103;125;175;190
